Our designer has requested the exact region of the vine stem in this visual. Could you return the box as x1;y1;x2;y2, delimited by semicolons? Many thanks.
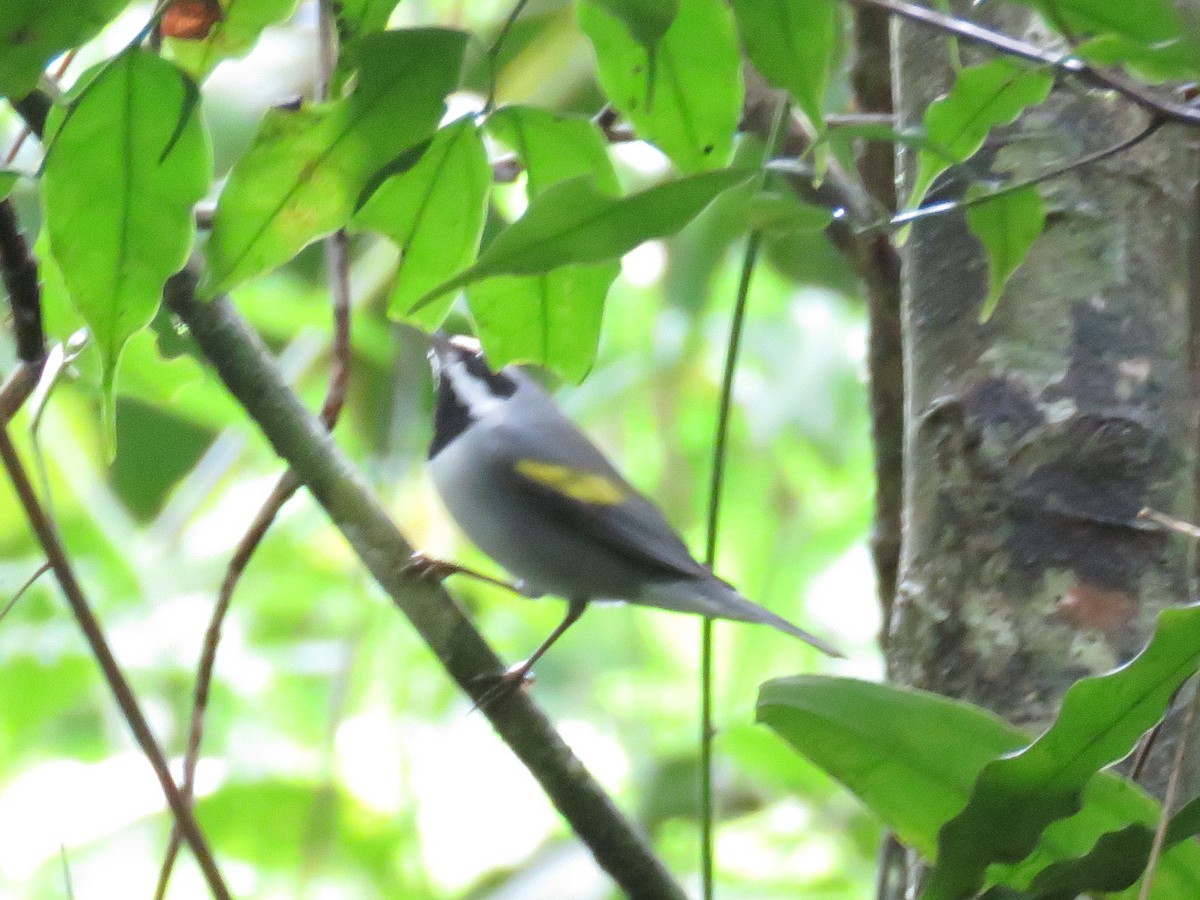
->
0;428;231;899
700;93;791;899
153;4;353;896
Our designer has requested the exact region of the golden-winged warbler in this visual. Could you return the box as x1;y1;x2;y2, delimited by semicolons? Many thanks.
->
424;333;841;688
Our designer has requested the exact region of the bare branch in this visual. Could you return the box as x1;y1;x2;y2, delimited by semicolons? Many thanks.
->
0;199;44;365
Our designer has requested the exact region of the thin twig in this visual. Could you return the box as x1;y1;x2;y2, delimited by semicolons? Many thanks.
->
1138;679;1200;899
0;427;231;898
3;50;77;166
0;560;51;624
0;362;39;426
154;6;355;896
700;93;793;900
889;116;1166;228
1139;506;1200;540
484;0;531;112
850;0;903;645
842;0;1200;128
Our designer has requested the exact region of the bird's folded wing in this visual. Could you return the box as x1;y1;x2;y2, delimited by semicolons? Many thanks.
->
496;426;708;581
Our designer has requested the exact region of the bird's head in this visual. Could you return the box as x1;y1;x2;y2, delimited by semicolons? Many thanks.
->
427;331;519;456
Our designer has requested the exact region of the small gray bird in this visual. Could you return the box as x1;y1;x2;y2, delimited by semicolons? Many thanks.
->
424;333;841;690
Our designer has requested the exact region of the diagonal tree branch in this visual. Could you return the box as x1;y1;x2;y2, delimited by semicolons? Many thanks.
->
163;265;688;900
0;427;232;899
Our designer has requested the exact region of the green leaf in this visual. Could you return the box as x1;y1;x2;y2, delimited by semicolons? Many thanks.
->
202;28;466;297
746;192;834;234
758;676;1200;898
967;184;1045;321
1022;824;1154;899
336;0;401;43
486;104;619;196
590;0;679;108
0;170;17;201
42;50;211;446
591;0;678;50
926;602;1200;900
413;168;750;313
818;122;954;161
0;0;128;100
467;105;621;381
168;0;299;79
579;0;742;172
731;0;838;131
907;59;1053;213
997;795;1200;900
353;116;491;328
468;266;618;382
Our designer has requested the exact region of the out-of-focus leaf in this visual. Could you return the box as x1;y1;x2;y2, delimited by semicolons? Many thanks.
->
486;103;617;194
336;0;400;42
43;50;211;446
110;398;214;520
926;603;1200;900
967;183;1045;321
579;0;741;172
464;106;620;380
818;122;954;160
591;0;678;51
993;796;1200;900
1012;0;1200;81
590;0;678;108
1021;824;1153;899
731;0;838;131
354;116;491;328
202;28;466;297
758;676;1200;898
907;59;1053;213
168;0;299;78
0;170;17;201
0;0;128;99
413;168;750;312
746;192;834;234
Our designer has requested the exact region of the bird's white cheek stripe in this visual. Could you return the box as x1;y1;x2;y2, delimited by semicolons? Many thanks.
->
443;355;503;418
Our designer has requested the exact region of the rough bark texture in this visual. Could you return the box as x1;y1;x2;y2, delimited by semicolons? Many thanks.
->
891;0;1199;825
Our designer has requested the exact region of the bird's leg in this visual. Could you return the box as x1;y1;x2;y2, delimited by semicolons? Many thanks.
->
472;598;588;710
400;551;530;597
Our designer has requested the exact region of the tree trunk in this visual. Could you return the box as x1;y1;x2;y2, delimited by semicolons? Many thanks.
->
887;5;1200;894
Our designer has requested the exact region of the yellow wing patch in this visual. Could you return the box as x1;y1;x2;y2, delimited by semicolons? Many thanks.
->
514;459;627;505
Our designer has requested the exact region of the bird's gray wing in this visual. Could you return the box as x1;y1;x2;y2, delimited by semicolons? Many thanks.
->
492;417;710;581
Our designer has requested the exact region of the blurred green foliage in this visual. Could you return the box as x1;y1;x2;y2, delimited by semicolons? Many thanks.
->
0;0;880;897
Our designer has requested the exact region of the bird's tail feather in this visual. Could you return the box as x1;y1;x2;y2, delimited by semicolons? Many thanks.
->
640;577;843;657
